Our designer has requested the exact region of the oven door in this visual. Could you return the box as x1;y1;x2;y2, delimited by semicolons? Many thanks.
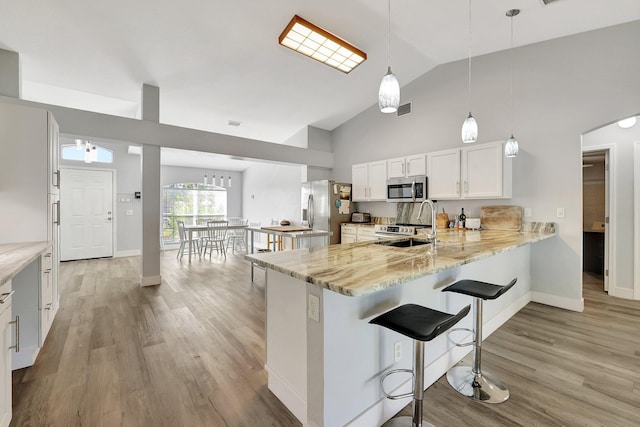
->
386;177;427;202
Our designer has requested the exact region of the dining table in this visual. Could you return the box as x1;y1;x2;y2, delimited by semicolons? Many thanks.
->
183;223;249;263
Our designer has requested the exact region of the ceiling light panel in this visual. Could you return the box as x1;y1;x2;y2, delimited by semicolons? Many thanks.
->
279;15;367;74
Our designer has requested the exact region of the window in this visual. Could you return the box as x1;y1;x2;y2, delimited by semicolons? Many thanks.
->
61;144;113;164
161;183;228;245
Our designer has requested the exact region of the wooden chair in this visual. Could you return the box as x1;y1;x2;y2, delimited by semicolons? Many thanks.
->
176;220;200;260
202;220;228;259
226;217;248;253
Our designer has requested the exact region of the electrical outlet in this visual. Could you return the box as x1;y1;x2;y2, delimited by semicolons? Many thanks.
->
394;341;402;362
524;207;532;218
556;208;565;218
308;294;320;322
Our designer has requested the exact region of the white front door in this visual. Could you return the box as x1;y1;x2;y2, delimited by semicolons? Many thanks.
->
60;168;114;261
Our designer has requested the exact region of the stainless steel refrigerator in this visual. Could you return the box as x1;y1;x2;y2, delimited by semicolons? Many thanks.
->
301;180;352;245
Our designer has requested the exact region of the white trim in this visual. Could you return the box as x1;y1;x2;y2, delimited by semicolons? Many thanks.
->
634;141;640;300
581;144;616;295
345;292;531;427
114;250;141;258
265;365;307;425
140;274;161;287
530;291;584;312
612;286;634;300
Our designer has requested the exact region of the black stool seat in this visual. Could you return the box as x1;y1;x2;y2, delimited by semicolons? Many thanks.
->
370;303;470;342
443;278;517;300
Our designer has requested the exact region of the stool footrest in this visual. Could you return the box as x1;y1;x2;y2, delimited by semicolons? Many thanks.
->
446;327;475;347
380;369;414;400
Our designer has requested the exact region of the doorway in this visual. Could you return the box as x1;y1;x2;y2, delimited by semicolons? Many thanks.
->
582;149;609;292
60;168;114;261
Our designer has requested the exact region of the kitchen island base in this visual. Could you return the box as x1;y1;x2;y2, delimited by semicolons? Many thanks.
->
265;245;532;426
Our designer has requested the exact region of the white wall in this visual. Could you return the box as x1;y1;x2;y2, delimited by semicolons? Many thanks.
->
242;162;304;233
331;21;640;306
583;118;640;294
59;137;142;255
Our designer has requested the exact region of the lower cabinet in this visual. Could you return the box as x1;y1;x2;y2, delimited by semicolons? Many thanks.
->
0;281;13;427
341;224;377;243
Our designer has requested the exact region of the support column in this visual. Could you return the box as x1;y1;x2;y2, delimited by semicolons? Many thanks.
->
141;83;160;122
141;144;161;286
0;49;21;98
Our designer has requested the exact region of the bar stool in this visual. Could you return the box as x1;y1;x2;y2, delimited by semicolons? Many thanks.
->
443;278;518;403
370;303;471;427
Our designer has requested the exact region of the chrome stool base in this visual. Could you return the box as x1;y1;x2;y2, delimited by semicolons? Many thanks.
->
383;416;436;427
446;366;509;403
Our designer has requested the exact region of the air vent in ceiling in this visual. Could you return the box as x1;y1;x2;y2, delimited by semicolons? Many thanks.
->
228;120;242;127
540;0;562;5
397;102;412;117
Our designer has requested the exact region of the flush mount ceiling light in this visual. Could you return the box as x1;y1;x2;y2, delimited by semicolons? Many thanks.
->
504;9;520;158
461;0;478;144
279;15;367;73
618;116;637;129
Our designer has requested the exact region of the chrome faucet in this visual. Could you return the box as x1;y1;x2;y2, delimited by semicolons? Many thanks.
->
416;199;437;245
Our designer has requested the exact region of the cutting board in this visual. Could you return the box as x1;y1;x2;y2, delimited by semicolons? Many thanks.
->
261;226;312;232
480;206;522;231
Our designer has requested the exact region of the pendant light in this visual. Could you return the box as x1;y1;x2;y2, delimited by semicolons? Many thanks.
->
203;172;208;186
227;176;232;187
504;9;520;158
461;0;478;143
378;0;399;113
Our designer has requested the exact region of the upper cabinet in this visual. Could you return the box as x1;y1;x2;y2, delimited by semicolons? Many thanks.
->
48;113;60;195
387;154;426;179
427;141;512;200
352;161;387;202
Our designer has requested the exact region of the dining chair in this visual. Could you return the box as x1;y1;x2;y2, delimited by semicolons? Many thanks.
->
202;220;228;259
226;217;248;253
176;220;200;260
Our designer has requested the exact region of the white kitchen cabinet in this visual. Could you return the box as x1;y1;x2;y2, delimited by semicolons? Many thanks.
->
341;224;376;243
355;225;377;242
426;149;461;199
340;224;358;244
40;251;54;344
352;161;387;202
427;141;512;200
0;280;13;427
387;154;427;179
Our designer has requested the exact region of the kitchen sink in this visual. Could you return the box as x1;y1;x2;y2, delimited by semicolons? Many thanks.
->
374;238;431;248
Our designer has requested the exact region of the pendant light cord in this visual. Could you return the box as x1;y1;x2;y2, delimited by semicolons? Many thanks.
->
387;0;391;67
510;13;514;136
467;0;472;113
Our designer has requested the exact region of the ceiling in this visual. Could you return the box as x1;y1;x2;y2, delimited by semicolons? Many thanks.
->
2;0;639;164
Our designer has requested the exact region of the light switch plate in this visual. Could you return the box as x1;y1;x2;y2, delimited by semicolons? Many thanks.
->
308;294;320;322
524;207;532;218
556;208;565;218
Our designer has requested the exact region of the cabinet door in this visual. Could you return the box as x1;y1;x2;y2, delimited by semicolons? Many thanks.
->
387;157;406;179
0;303;11;427
406;154;426;177
356;226;376;242
427;149;461;199
368;161;388;201
352;164;369;202
462;142;503;198
48;113;60;195
40;255;54;345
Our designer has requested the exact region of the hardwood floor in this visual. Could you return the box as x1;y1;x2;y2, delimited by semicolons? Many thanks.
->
10;255;640;426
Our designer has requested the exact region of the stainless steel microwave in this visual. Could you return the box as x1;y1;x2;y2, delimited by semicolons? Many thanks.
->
386;176;428;202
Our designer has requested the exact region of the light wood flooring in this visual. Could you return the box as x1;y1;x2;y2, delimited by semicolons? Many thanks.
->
10;254;640;426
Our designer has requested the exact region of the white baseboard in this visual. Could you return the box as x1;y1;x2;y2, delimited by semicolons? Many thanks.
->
12;346;39;370
140;274;161;287
114;249;141;258
530;291;584;312
265;365;307;425
611;286;635;300
345;292;531;426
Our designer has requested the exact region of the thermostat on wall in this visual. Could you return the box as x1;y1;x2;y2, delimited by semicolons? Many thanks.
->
135;192;141;199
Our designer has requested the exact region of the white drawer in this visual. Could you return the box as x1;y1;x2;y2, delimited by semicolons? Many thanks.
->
0;280;12;316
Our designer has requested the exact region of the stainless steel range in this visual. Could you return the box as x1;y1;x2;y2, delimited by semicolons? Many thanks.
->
374;223;429;237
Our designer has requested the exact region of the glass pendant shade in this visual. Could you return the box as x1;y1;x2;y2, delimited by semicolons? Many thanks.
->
379;67;400;113
227;176;232;187
461;113;478;143
504;134;519;158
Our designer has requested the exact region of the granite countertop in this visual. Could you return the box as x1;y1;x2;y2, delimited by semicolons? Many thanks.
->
246;223;556;297
0;242;52;286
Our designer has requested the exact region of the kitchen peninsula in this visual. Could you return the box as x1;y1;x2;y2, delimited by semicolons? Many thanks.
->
246;223;555;427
